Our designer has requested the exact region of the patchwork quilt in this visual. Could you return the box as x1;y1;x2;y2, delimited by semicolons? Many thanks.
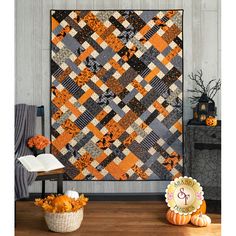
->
50;10;183;180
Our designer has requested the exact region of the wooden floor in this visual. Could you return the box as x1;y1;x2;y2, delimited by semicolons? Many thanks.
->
15;201;221;236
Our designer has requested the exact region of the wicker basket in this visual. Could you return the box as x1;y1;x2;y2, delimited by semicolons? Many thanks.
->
44;208;84;233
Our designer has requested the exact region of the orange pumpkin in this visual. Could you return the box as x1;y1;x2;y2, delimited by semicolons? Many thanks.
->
191;213;211;227
192;200;206;216
206;116;217;126
166;209;191;225
51;195;72;211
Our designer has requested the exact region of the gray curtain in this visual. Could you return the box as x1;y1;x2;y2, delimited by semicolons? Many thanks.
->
15;104;37;200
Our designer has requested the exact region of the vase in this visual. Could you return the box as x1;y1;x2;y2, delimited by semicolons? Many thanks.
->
30;146;45;156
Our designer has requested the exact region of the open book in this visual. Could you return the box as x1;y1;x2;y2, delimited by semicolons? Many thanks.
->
18;153;64;172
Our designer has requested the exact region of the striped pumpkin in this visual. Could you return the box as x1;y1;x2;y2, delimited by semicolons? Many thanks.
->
191;213;211;227
166;209;191;225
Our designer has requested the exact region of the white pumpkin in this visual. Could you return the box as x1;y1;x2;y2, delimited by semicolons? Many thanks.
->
191;213;211;227
65;189;79;199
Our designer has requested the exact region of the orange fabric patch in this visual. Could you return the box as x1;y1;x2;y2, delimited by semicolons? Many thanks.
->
149;33;168;52
95;78;104;87
86;165;104;180
105;119;125;140
109;58;125;75
123;132;138;147
52;35;63;45
105;76;124;95
83;12;107;36
87;123;103;139
61;119;80;137
139;24;151;36
65;101;81;117
131;165;148;180
74;152;93;172
96;110;108;121
52;110;63;121
119;110;138;130
165;10;177;19
52;89;72;109
96;36;104;45
119;153;138;172
131;80;147;96
57;67;72;83
74;173;85;180
74;68;93;87
52;131;73;151
105;34;124;52
162;46;181;65
153;101;169;117
95;152;107;163
78;46;94;61
105;162;126;180
174;121;182;133
51;17;59;31
144;67;160;83
78;88;94;104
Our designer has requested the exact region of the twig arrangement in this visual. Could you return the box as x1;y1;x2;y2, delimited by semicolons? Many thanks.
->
188;69;221;104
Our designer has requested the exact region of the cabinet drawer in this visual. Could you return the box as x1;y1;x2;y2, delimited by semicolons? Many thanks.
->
193;127;221;144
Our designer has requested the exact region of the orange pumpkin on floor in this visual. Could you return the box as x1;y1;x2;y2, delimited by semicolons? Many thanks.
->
192;200;207;216
166;209;191;225
206;116;217;126
191;213;211;227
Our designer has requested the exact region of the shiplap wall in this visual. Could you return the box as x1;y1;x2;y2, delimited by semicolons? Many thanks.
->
15;0;221;193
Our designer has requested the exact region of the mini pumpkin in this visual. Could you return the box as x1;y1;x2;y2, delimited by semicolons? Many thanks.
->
65;189;79;199
192;200;207;216
51;195;72;212
166;209;191;225
191;213;211;227
206;116;217;126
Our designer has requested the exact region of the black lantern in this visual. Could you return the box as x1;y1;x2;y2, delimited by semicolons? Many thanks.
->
193;93;217;124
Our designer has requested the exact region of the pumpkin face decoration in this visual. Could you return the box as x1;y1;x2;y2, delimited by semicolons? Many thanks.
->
191;213;211;227
166;209;191;225
206;116;217;126
192;200;206;216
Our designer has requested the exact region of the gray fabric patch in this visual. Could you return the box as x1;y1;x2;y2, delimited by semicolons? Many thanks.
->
52;47;72;65
95;11;116;22
84;140;103;159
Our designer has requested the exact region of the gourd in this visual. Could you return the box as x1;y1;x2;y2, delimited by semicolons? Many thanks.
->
166;209;191;225
191;213;211;227
205;116;217;126
192;200;206;216
65;189;79;199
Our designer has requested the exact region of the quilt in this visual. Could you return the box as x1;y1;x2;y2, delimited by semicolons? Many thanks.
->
50;10;183;180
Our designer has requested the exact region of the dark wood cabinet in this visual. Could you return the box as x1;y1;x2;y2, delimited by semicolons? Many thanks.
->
184;121;221;200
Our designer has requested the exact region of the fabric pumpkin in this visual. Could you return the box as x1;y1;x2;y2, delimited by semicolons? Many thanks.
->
166;209;191;225
205;117;217;126
192;200;207;216
191;213;211;227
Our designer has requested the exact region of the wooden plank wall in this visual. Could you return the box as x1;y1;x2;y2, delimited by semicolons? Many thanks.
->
15;0;221;193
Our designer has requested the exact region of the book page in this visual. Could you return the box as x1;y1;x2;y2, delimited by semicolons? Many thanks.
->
36;154;64;172
18;155;45;172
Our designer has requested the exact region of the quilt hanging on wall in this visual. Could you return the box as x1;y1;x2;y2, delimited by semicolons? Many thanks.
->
50;10;183;181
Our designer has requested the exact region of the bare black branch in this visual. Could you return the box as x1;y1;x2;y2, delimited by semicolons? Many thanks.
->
188;70;221;104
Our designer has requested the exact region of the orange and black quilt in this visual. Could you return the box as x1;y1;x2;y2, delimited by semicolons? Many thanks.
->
50;10;183;180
